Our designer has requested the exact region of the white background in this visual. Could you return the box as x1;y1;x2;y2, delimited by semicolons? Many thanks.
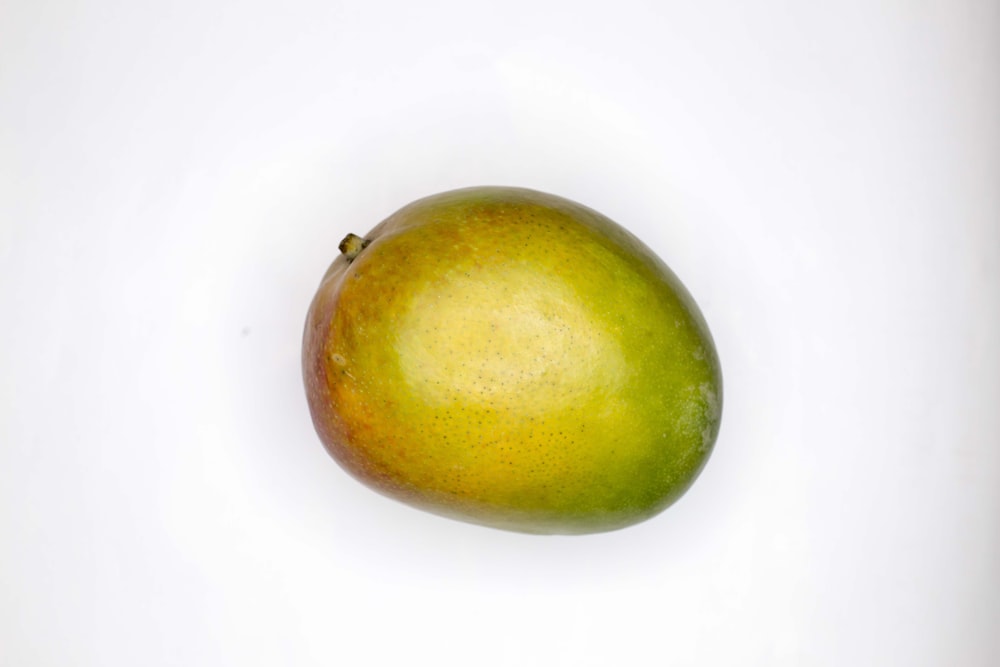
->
2;1;998;665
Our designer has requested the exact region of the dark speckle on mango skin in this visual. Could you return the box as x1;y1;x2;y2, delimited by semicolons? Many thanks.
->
302;186;722;535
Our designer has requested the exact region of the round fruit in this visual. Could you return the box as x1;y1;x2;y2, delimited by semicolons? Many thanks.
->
302;186;722;534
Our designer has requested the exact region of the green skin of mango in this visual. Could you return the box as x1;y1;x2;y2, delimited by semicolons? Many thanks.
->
303;187;722;534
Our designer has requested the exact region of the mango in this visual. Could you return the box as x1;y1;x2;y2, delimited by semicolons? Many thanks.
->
302;187;722;534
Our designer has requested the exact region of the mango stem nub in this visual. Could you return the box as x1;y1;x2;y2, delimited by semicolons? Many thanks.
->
339;233;370;261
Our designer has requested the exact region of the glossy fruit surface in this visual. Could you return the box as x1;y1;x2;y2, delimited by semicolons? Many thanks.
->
302;187;722;534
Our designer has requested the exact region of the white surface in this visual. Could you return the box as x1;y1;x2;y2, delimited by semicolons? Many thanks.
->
2;1;998;665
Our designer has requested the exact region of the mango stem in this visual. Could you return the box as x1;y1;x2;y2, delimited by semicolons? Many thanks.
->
339;233;370;261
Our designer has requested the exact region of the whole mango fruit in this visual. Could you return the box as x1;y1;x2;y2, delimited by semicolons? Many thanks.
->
303;187;722;534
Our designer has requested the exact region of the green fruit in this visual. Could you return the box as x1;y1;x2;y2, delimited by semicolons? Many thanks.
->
302;187;722;534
